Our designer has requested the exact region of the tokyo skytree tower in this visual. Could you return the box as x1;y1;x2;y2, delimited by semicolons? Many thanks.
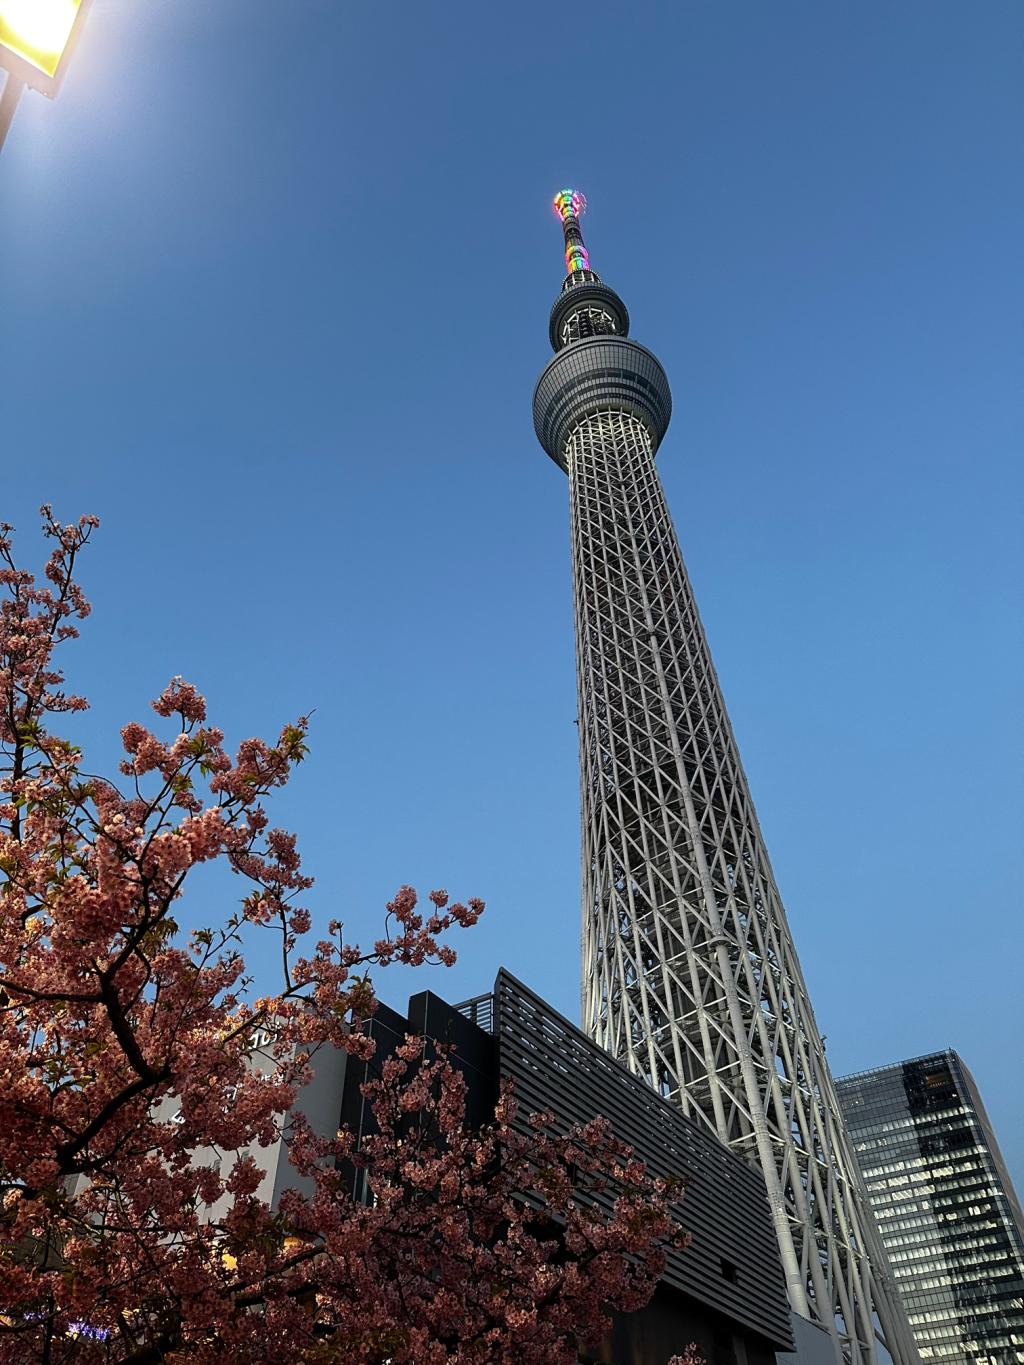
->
532;191;918;1365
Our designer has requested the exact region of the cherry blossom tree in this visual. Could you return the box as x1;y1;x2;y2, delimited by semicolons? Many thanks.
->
0;510;692;1363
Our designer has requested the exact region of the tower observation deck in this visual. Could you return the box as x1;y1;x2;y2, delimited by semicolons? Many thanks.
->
533;191;919;1365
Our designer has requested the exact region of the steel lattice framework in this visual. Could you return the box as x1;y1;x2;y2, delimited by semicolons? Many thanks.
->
533;194;919;1365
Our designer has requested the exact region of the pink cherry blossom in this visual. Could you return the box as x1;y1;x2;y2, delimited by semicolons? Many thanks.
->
0;513;697;1364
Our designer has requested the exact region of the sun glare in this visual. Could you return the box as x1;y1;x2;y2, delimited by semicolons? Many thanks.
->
0;0;81;79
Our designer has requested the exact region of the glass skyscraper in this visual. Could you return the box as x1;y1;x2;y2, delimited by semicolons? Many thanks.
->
836;1051;1024;1365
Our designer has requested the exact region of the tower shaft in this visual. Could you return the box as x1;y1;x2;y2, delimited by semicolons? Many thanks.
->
534;193;919;1365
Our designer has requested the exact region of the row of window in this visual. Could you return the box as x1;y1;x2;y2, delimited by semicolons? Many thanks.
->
890;1228;1010;1255
848;1104;973;1134
894;1249;1021;1275
877;1208;1000;1234
863;1152;986;1179
868;1170;990;1197
909;1292;1024;1325
915;1341;1024;1359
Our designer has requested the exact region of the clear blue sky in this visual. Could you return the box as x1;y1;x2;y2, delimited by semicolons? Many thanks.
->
3;2;1022;1187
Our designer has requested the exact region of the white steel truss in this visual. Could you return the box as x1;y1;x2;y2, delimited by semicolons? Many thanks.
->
565;408;918;1365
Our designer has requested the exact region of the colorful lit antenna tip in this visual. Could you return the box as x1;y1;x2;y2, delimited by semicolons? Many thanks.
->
553;188;587;222
553;189;590;274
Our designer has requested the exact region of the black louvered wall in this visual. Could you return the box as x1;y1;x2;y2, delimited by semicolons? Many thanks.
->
486;970;794;1351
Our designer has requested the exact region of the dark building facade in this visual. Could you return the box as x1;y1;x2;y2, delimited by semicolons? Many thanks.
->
836;1052;1024;1365
169;968;795;1363
340;969;796;1365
